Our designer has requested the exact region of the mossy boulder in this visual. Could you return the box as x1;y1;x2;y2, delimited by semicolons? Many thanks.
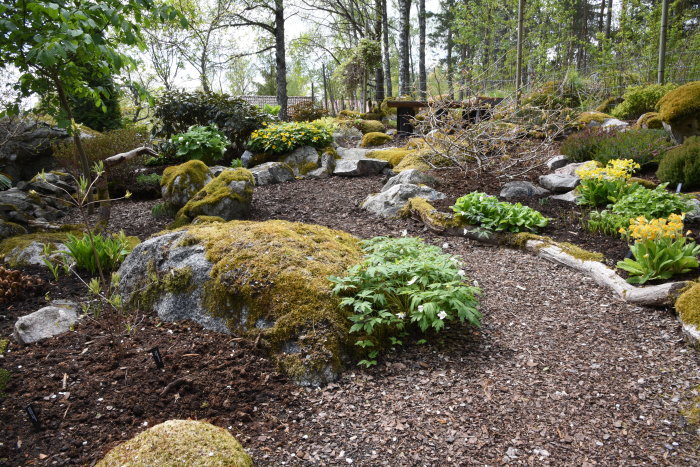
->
635;112;663;129
0;231;78;268
577;111;612;126
160;160;213;209
175;169;254;225
656;81;700;143
95;420;253;467
366;148;414;167
360;132;392;148
117;220;364;385
354;120;385;134
0;219;27;241
675;282;700;348
393;151;432;173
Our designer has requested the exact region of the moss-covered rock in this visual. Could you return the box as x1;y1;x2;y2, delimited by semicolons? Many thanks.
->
360;132;392;148
355;120;385;134
675;281;700;347
175;169;254;225
366;148;414;167
595;97;623;113
393;151;432;172
118;220;364;385
577;111;612;126
95;420;253;467
161;160;213;209
0;231;79;268
656;81;700;143
337;109;362;119
635;112;663;129
0;219;28;241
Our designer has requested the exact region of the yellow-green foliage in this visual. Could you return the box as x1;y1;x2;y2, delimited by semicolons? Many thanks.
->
0;231;81;267
676;282;700;328
192;216;226;224
181;220;363;380
52;126;149;169
354;119;385;134
635;112;663;129
360;132;392;148
366;148;414;167
577;111;612;125
95;420;253;467
657;81;700;123
176;169;254;224
0;338;8;355
683;386;700;427
160;160;211;199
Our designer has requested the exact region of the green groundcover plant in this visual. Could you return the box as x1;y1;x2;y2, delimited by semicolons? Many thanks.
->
170;125;230;165
63;231;133;275
451;192;548;232
329;236;481;367
247;121;333;155
611;183;695;220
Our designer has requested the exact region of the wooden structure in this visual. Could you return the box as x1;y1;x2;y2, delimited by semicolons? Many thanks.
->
386;97;505;135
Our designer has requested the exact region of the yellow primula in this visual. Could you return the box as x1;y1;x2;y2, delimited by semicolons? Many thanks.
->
575;159;639;181
619;213;688;242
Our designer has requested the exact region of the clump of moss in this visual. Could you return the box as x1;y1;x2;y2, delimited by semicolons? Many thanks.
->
577;111;612;125
192;216;226;225
657;81;700;124
595;97;622;113
366;148;414;167
393;151;432;172
132;263;195;313
320;146;338;159
676;282;700;328
0;339;8;355
508;233;604;262
95;419;253;467
360;132;392;148
683;386;700;427
160;160;212;208
399;197;462;230
184;220;363;383
337;109;362;119
176;168;254;224
611;83;678;120
0;221;27;240
635;112;663;129
0;231;80;266
354;120;385;134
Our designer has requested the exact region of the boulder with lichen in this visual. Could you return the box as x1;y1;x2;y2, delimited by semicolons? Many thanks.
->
675;282;700;348
95;419;253;467
175;168;254;225
656;81;700;143
360;132;392;148
160;160;213;209
117;219;364;386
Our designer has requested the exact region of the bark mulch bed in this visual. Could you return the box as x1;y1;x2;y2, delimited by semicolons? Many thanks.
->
1;174;699;466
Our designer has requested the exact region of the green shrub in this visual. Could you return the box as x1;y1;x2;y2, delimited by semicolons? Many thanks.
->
170;125;229;165
611;184;695;220
63;231;134;275
560;128;672;166
329;236;481;367
262;103;281;116
135;173;161;185
337;109;362;119
595;97;622;113
52;126;150;169
451;192;549;232
246;121;333;155
657;136;700;190
152;90;270;154
288;101;328;122
611;83;677;120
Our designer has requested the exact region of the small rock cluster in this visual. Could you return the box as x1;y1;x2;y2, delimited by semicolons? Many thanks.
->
499;155;581;203
362;169;445;218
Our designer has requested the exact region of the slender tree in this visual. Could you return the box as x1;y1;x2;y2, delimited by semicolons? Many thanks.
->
382;0;393;96
397;0;412;96
418;0;427;100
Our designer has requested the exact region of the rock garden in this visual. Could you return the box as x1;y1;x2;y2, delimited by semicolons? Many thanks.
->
1;82;700;466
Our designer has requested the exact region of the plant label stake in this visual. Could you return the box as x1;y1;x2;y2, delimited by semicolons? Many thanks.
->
676;183;682;193
150;347;164;369
26;404;41;429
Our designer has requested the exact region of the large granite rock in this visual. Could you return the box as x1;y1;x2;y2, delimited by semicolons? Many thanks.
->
382;169;438;192
117;220;364;386
176;168;254;223
160;160;213;209
334;158;389;177
280;145;321;176
14;300;78;345
306;152;337;179
362;184;446;218
554;162;586;177
0;186;68;226
249;162;295;186
538;174;580;193
500;181;549;199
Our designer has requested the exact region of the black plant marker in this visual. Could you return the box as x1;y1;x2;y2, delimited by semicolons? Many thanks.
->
150;347;164;369
26;404;41;429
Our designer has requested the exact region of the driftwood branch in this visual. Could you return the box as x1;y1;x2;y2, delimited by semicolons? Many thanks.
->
104;146;156;168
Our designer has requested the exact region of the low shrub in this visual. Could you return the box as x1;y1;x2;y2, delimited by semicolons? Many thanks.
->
53;126;150;170
560;128;672;166
657;136;700;190
288;101;328;122
170;125;229;165
575;159;640;207
63;231;134;275
337;109;362;119
595;97;622;113
523;80;581;109
329;236;481;367
451;192;548;233
560;127;609;162
246;121;333;155
611;83;677;120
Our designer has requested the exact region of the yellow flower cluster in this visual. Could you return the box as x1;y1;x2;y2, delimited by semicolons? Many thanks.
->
575;159;640;181
619;213;689;241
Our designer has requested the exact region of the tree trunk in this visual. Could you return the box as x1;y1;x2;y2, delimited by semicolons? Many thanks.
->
397;0;412;96
382;0;393;97
446;28;454;100
598;0;606;33
605;0;613;39
275;0;288;120
418;0;427;100
516;0;525;104
657;0;669;84
374;0;385;104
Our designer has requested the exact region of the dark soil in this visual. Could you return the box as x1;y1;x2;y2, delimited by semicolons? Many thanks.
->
2;170;699;466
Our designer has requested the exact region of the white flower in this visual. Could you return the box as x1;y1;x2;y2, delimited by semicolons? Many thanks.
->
401;229;408;237
458;269;465;276
396;312;406;319
438;310;447;320
442;242;449;249
417;305;424;312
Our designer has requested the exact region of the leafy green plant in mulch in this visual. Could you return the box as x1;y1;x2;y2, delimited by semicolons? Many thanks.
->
169;125;230;166
451;192;548;233
329;236;481;367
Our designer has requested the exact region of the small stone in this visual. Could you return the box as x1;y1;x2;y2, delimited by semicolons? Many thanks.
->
539;174;580;193
546;155;570;170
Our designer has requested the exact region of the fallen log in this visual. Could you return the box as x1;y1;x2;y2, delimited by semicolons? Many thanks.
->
103;146;157;167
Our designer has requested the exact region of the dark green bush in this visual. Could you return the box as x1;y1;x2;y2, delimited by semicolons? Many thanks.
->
288;101;328;122
657;136;700;190
152;90;270;155
610;83;677;120
70;74;123;132
560;128;672;166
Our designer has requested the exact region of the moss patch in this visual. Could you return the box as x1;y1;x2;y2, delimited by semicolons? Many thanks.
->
192;216;226;225
0;221;27;239
0;338;8;355
676;282;700;328
181;220;363;382
683;386;700;427
628;177;658;189
360;132;392;148
577;111;612;125
95;419;253;467
399;197;462;230
366;148;414;167
393;152;432;172
176;168;254;224
160;160;211;200
132;263;195;313
508;233;604;262
0;231;80;265
657;81;700;123
636;112;663;129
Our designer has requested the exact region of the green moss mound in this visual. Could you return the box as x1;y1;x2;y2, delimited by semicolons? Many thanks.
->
657;136;700;190
657;81;700;123
96;420;253;467
611;83;677;120
577;111;612;125
185;220;363;382
355;119;385;134
161;160;211;201
595;97;622;113
393;151;432;172
361;132;392;148
366;148;414;167
176;168;254;224
635;112;663;129
337;109;362;119
676;282;700;329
